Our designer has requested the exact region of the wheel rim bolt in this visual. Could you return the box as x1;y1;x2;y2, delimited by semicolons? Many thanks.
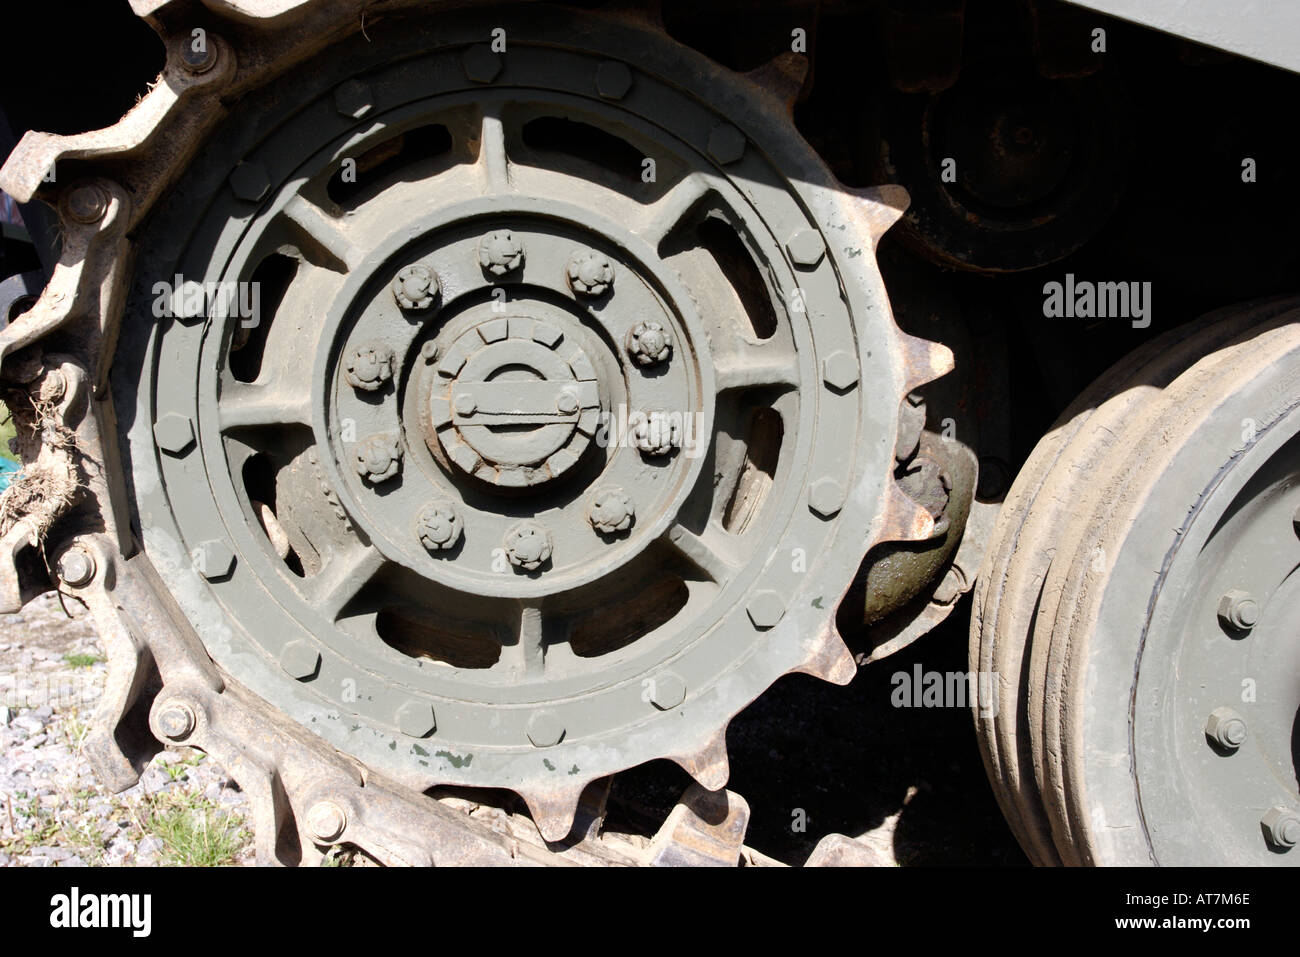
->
1204;707;1248;750
354;433;402;484
505;521;552;570
416;501;463;552
1217;589;1259;632
1261;806;1300;850
566;249;614;296
589;488;635;534
453;394;477;417
633;412;676;457
392;264;438;310
344;343;394;391
626;321;671;366
478;230;524;275
306;800;348;844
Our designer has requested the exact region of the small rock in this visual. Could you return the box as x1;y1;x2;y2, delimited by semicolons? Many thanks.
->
26;733;47;748
29;846;72;861
155;751;182;766
0;706;10;725
12;715;45;735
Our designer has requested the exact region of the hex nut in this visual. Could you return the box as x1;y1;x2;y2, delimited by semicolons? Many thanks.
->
707;123;746;165
157;700;197;741
1261;806;1300;850
1204;707;1248;750
229;162;271;202
56;548;96;588
746;590;785;629
626;321;672;366
334;79;373;118
596;61;633;99
392;264;438;311
306;800;348;843
505;522;553;570
786;229;826;267
633;412;677;457
396;700;437;738
195;540;236;580
355;433;403;484
808;477;844;518
1217;589;1259;632
462;44;502;83
416;502;463;552
566;250;615;296
526;710;565;748
822;351;859;391
344;343;395;391
153;413;196;454
478;230;524;275
280;640;322;680
589;488;635;534
65;184;109;224
650;673;686;711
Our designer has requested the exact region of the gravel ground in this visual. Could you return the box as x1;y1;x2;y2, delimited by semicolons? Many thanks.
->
0;589;1023;866
0;593;254;867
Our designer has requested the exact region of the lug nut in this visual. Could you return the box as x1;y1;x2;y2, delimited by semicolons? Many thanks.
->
1217;589;1259;632
478;230;524;275
453;394;477;417
1204;707;1248;750
589;488;635;535
504;521;553;570
157;700;197;741
305;800;348;844
416;501;463;552
1261;806;1300;850
420;341;440;363
392;264;438;310
626;321;671;366
633;412;677;457
343;343;395;391
354;433;402;484
180;35;218;74
566;249;614;296
56;547;96;588
556;389;580;415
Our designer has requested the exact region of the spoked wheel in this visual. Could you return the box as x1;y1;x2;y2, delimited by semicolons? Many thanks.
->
0;2;959;852
974;297;1300;865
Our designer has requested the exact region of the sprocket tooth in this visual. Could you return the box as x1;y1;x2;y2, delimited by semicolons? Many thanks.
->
842;183;912;241
744;52;810;111
518;782;589;843
789;623;857;685
670;725;731;792
878;477;938;544
899;331;955;394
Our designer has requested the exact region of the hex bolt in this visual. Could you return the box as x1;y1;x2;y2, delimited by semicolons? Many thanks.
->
462;44;502;83
626;321;672;367
633;412;676;457
566;249;614;296
333;79;373;118
343;343;395;392
822;351;860;391
478;230;524;275
649;672;686;711
416;501;463;552
56;547;96;588
1261;806;1300;850
589;488;635;535
453;394;478;417
396;700;437;738
808;477;844;518
556;389;580;415
305;800;348;844
746;590;785;629
65;184;109;224
1204;707;1248;750
391;264;438;311
596;61;633;99
504;521;553;571
354;433;402;484
157;700;197;741
194;540;236;580
153;413;196;455
707;123;746;165
526;710;565;748
420;341;440;363
786;229;826;268
1217;589;1259;633
228;161;271;203
279;640;322;681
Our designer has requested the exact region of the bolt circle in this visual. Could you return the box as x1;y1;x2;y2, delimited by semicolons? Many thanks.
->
478;230;524;275
625;321;671;366
391;264;438;310
589;488;635;535
355;433;402;484
56;547;96;588
504;521;553;570
566;249;614;296
306;800;348;843
157;700;197;741
343;343;395;391
416;501;463;552
1217;589;1259;632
